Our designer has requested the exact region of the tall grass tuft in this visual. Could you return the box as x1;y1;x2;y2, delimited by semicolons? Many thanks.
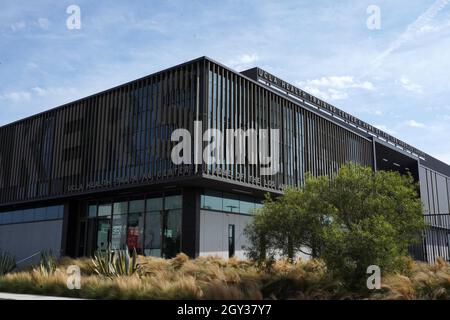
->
0;251;16;276
37;250;57;276
1;253;450;299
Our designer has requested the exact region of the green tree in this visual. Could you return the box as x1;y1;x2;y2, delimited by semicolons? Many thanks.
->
245;175;335;263
244;163;425;288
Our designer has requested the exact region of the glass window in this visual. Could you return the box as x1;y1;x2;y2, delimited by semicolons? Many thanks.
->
147;197;163;211
3;212;12;224
113;202;128;215
46;206;60;220
98;204;112;217
34;208;46;221
254;201;263;210
163;209;181;259
165;195;182;210
223;193;239;213
11;210;23;223
88;205;97;218
97;218;111;251
58;205;64;219
129;200;145;213
111;214;127;250
145;211;161;257
0;213;3;224
23;208;35;222
239;196;255;214
202;190;223;211
127;213;144;253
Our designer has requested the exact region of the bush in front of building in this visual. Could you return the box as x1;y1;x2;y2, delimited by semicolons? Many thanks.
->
0;254;449;299
244;163;425;290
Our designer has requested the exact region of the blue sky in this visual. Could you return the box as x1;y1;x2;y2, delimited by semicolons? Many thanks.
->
1;0;450;164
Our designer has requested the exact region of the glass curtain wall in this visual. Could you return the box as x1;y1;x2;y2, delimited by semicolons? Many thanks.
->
206;61;373;190
84;193;182;258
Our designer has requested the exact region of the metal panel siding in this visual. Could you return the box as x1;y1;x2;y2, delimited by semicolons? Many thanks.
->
5;57;440;207
202;62;373;191
0;62;201;206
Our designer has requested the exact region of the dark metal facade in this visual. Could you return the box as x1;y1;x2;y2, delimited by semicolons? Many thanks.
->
0;57;374;208
203;61;373;191
0;59;204;207
0;56;449;262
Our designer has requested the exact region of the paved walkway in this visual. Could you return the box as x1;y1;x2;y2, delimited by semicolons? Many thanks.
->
0;292;84;300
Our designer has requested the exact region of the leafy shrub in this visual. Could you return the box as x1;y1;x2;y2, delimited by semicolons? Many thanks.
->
245;163;425;290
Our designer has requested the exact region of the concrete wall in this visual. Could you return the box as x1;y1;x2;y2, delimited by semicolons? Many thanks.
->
199;209;252;259
0;220;63;266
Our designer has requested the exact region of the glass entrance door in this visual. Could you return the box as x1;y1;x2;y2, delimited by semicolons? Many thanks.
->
97;218;111;251
78;217;97;257
81;193;182;257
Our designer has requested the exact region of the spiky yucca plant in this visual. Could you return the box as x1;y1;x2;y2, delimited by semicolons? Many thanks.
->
38;250;57;276
91;247;139;277
0;251;16;276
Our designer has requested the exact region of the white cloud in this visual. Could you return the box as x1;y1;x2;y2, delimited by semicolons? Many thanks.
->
0;87;77;104
238;53;259;64
374;124;397;135
299;75;375;101
10;21;26;32
228;53;259;70
8;18;51;33
303;86;348;101
32;87;46;96
373;109;383;115
369;0;450;73
304;76;375;91
37;18;50;30
0;91;31;102
25;62;39;70
405;119;426;128
350;106;384;116
32;86;77;97
398;77;423;93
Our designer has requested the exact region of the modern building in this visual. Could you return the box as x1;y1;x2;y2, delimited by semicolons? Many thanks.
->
0;56;449;264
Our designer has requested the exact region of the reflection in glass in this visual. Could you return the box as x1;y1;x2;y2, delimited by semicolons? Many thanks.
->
97;218;110;251
239;198;255;214
163;209;181;259
145;211;161;257
98;204;112;217
129;199;145;213
88;205;97;218
111;214;127;250
223;193;239;213
127;212;144;253
85;194;182;257
113;202;128;215
202;190;223;211
147;197;163;211
165;195;182;210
